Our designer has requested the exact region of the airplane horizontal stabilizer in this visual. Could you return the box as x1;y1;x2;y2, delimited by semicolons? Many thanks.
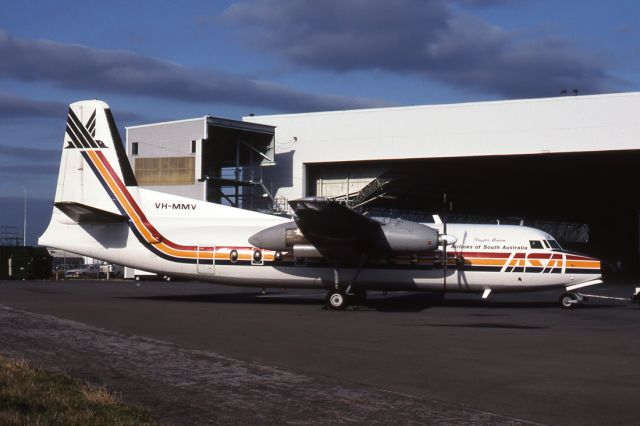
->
54;201;128;224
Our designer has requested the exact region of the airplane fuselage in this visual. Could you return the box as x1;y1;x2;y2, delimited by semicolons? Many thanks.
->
42;187;600;294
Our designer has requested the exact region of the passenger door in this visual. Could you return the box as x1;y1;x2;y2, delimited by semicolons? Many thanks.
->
197;246;215;275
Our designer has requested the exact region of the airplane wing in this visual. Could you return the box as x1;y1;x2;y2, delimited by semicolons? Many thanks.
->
55;201;128;224
249;197;438;260
288;197;385;259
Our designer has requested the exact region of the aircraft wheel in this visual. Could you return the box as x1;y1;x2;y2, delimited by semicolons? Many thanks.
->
326;290;348;310
559;292;578;309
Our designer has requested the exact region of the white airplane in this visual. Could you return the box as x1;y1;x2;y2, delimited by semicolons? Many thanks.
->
39;100;602;309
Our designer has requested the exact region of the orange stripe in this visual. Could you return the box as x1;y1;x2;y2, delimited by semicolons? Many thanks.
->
92;152;202;258
567;260;600;269
88;151;200;259
88;151;156;243
467;259;506;266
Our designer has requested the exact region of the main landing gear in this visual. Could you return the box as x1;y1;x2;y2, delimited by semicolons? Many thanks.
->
325;289;367;310
325;264;367;311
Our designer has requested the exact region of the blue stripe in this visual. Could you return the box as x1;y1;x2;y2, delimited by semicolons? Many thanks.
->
82;151;197;264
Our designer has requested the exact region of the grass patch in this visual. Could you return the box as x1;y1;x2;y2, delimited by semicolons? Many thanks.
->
0;354;156;425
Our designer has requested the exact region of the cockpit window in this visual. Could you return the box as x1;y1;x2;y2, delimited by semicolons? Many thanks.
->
546;239;562;250
529;240;544;249
542;240;551;249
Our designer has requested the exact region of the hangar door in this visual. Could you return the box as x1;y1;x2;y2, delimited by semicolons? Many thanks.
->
317;151;640;277
307;163;386;201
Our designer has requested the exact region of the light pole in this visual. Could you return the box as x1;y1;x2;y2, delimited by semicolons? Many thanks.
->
22;187;27;247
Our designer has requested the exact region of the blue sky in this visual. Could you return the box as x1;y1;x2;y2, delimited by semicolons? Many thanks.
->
0;0;639;244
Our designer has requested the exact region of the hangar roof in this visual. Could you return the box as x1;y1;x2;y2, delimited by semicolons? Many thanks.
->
125;115;275;164
244;92;640;161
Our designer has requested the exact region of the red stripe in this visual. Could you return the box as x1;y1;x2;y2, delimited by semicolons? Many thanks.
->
527;253;553;259
565;254;594;261
94;151;197;251
95;151;167;244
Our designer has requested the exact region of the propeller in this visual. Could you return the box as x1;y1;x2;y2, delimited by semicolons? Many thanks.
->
441;193;454;294
443;193;448;293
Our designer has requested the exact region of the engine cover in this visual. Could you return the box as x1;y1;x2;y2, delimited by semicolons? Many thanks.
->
375;218;438;253
249;218;438;255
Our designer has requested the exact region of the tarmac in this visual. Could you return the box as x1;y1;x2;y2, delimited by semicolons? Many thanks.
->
1;279;638;425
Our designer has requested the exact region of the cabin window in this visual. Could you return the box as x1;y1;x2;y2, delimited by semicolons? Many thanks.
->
529;240;544;249
131;142;138;155
191;140;196;153
546;239;562;250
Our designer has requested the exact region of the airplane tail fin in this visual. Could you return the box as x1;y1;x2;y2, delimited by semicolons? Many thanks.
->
39;100;137;247
53;100;137;212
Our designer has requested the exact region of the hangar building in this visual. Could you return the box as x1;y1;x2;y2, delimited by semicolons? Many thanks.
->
126;92;640;275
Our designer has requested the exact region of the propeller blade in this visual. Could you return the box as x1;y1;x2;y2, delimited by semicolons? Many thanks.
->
443;193;447;236
443;193;447;292
443;242;447;290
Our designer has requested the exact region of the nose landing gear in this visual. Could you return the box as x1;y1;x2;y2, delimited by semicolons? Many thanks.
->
559;292;585;309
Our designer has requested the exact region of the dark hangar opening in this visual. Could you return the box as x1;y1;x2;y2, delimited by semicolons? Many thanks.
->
306;150;640;277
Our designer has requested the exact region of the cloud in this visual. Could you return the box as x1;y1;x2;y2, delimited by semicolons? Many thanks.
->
0;144;59;162
455;0;519;7
0;30;387;112
0;92;146;124
221;0;622;98
0;164;58;176
0;93;65;118
0;143;59;181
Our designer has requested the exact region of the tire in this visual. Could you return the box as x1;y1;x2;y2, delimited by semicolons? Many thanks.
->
559;292;577;309
326;290;348;310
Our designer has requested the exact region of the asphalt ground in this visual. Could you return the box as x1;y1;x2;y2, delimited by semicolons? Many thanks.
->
1;279;638;425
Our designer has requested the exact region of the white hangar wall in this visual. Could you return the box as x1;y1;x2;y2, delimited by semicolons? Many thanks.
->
126;117;207;200
244;92;640;202
125;116;276;208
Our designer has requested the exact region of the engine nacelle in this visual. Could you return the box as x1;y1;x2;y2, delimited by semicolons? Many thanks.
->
248;221;304;251
375;218;438;253
249;219;439;255
292;244;323;258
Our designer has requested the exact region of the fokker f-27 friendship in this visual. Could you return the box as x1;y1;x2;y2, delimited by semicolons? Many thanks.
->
39;100;603;309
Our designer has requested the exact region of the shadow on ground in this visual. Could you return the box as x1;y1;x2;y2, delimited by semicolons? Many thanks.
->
116;291;625;313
